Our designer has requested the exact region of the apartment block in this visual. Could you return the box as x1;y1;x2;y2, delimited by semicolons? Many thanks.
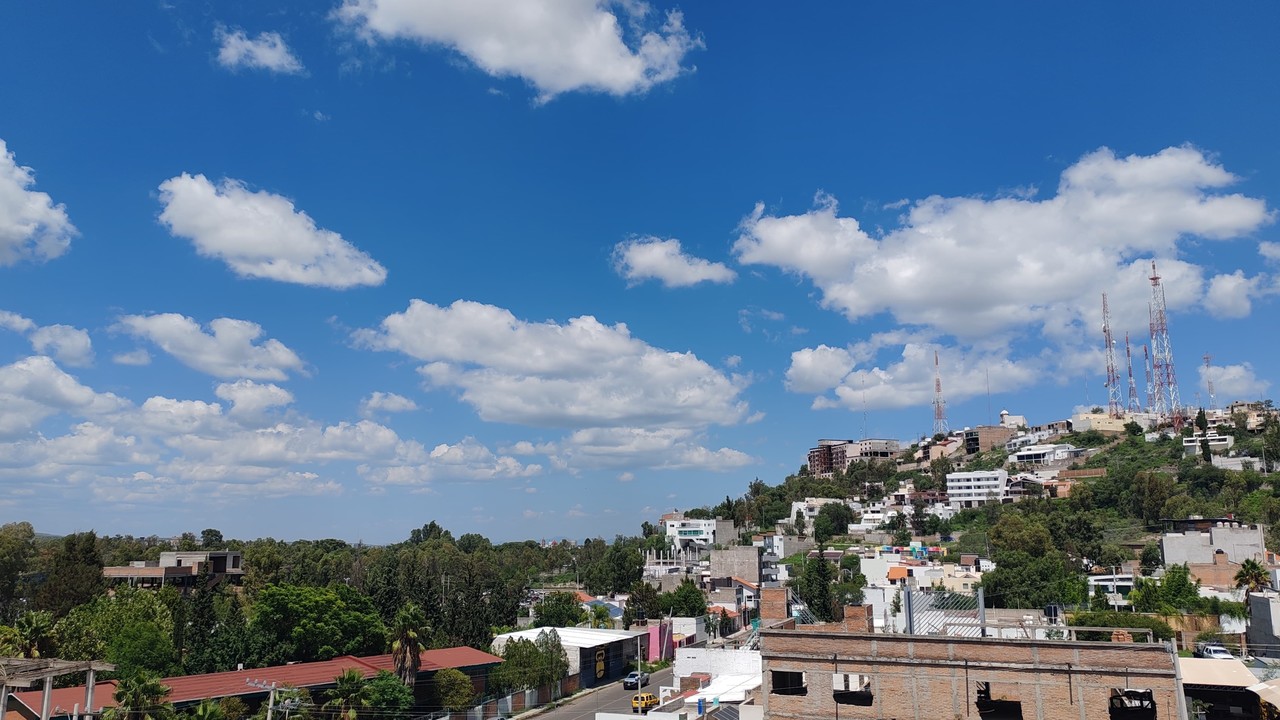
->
946;469;1010;509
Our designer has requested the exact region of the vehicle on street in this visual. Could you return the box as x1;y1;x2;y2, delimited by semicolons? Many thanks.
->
623;670;650;689
1195;643;1234;659
632;692;659;713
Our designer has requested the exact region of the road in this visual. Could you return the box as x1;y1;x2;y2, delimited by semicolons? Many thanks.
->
528;668;675;720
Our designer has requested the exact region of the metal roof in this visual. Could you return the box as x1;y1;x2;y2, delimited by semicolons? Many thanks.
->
1177;657;1258;689
493;627;645;649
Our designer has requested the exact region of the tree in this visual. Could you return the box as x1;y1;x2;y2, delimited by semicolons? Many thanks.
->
589;604;612;629
0;522;35;622
104;673;175;720
363;671;413;720
187;699;225;720
435;668;475;712
795;554;835;622
814;503;854;544
35;531;104;618
13;610;55;658
200;529;224;549
1139;543;1162;576
533;592;586;628
323;669;371;720
663;579;707;617
389;603;430;686
1236;558;1271;597
793;510;807;538
491;637;542;693
249;585;387;665
718;609;734;637
455;533;491;554
628;582;661;623
1125;421;1144;437
533;629;570;687
108;619;178;677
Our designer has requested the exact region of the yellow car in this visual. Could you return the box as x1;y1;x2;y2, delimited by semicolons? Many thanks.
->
632;692;659;713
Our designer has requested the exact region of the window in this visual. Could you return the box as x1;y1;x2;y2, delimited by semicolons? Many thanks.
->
833;673;872;706
1108;689;1155;720
771;670;807;696
975;682;1023;720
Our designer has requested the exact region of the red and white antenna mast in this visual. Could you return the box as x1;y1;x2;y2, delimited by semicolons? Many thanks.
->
1102;293;1122;418
1204;353;1216;411
932;350;948;436
1148;261;1183;429
1125;333;1141;414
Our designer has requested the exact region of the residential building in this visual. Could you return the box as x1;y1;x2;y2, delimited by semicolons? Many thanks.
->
807;438;900;477
1227;400;1276;432
946;469;1011;509
711;546;762;585
102;550;244;588
661;513;736;553
759;628;1184;720
1161;520;1266;566
1183;430;1235;456
1008;443;1086;466
962;425;1015;454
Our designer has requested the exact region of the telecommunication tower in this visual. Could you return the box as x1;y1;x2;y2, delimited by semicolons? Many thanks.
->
1143;344;1155;412
932;350;948;436
1148;261;1182;429
1125;333;1141;414
1101;293;1122;418
1204;353;1216;411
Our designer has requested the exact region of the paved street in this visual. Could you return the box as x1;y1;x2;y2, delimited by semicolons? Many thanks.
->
527;668;675;720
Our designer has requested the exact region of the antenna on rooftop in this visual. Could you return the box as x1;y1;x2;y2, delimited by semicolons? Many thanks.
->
932;350;948;436
1102;292;1122;418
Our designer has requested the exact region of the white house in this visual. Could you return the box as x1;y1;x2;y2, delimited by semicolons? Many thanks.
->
946;469;1011;509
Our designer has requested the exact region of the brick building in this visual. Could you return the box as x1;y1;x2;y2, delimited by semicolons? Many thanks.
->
759;628;1183;720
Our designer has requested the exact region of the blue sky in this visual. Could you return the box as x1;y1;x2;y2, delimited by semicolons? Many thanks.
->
2;2;1278;544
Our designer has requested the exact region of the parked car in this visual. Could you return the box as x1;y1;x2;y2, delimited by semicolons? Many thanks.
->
632;692;659;713
1195;643;1234;659
623;670;650;689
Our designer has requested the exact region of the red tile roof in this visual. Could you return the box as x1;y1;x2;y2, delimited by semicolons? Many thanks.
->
729;577;758;590
574;591;594;603
8;647;500;717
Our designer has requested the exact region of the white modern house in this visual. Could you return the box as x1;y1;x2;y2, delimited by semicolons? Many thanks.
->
946;469;1011;509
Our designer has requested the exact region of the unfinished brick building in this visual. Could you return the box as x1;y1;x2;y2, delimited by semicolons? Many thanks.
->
760;627;1183;720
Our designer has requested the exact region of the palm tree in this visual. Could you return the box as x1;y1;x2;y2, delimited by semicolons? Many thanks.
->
14;610;55;658
104;673;175;720
589;604;612;629
1236;558;1271;600
388;603;429;687
322;669;371;720
187;699;225;720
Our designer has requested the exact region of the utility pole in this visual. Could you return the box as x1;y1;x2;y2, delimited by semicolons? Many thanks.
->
246;679;278;720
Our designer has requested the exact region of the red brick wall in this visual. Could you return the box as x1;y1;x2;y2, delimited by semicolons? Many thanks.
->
759;629;1180;720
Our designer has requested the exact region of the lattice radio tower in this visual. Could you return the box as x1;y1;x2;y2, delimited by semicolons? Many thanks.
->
1143;344;1155;412
1125;333;1142;414
1204;353;1216;411
932;350;949;436
1148;261;1183;429
1101;293;1123;418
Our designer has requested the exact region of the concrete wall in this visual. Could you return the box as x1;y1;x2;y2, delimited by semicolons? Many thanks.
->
712;546;762;584
675;647;763;679
672;616;706;645
759;629;1182;720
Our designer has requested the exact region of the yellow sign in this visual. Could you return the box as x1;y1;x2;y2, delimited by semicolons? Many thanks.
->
595;649;606;679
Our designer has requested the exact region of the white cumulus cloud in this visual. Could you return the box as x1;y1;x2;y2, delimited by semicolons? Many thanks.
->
735;146;1273;341
613;236;735;287
359;391;419;417
0;139;76;266
333;0;702;101
1204;271;1262;319
215;379;294;417
215;27;305;74
0;311;93;367
0;356;125;439
115;313;304;380
1199;362;1271;402
157;173;386;289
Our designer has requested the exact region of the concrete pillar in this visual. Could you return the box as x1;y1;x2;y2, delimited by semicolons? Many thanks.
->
41;676;52;720
85;668;97;720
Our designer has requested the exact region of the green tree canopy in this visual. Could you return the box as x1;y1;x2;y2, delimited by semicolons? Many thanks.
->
249;584;387;665
533;592;586;628
434;668;475;712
